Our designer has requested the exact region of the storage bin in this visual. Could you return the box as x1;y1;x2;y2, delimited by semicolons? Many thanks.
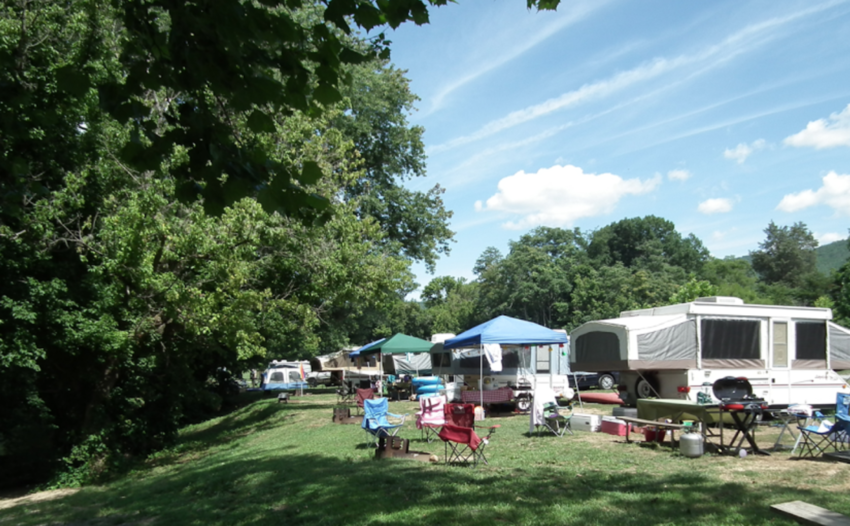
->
600;416;629;437
571;413;601;432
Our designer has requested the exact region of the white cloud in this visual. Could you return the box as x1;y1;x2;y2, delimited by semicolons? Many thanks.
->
818;232;846;245
698;198;734;214
476;165;661;230
723;139;766;163
668;169;692;181
784;103;850;149
777;171;850;213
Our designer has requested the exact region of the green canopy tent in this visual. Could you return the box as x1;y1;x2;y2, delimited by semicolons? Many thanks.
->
358;334;435;387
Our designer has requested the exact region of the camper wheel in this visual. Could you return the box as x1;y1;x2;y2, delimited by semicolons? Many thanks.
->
635;376;659;399
598;374;615;390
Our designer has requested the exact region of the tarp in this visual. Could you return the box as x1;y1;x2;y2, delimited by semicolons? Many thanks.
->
358;333;434;355
349;338;386;358
391;353;432;375
443;315;568;349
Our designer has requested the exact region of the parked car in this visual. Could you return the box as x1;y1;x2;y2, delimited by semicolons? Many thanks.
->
306;371;333;387
568;371;619;390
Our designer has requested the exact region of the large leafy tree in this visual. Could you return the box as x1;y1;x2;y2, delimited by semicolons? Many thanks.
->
750;221;818;288
587;215;709;274
3;0;528;486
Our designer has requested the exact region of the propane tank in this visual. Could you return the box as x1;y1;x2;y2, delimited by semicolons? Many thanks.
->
680;431;704;458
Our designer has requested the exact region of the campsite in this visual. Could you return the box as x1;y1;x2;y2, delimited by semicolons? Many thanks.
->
5;1;850;524
3;391;850;526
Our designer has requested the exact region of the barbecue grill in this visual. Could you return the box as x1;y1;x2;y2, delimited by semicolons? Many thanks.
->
712;377;769;455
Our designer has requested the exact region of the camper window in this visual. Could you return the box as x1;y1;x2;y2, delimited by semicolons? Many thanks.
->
700;319;760;359
796;321;826;360
270;372;284;382
575;332;620;362
536;346;550;373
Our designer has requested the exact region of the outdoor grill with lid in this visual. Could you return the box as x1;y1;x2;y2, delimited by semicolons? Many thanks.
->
711;376;770;456
712;376;768;412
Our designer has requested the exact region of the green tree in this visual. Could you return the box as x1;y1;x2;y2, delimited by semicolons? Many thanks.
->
669;277;718;303
750;221;818;288
588;215;709;274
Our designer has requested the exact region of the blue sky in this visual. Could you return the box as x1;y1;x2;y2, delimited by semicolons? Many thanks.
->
383;0;850;295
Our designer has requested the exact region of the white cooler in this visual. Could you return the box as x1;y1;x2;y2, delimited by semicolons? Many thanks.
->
572;413;601;432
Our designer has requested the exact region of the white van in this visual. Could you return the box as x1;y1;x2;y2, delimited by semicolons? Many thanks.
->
569;297;850;408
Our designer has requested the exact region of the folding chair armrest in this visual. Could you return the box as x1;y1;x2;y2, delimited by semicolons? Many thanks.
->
836;414;850;424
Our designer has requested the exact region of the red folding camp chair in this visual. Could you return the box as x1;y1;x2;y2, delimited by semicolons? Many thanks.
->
445;403;475;428
438;423;500;466
355;388;374;416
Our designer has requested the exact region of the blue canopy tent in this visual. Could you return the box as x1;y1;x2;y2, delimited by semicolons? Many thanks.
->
443;315;568;408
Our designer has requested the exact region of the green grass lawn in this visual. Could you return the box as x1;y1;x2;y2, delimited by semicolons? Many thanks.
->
2;392;849;526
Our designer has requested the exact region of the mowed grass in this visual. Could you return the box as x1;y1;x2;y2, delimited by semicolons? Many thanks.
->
2;392;850;526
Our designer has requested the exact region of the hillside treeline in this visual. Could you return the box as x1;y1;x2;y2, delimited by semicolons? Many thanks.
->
402;219;850;340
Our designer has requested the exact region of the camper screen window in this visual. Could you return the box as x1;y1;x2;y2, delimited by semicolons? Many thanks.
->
270;372;284;382
796;322;826;360
575;332;620;362
700;319;760;360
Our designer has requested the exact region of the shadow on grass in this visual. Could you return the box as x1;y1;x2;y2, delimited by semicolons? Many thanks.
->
0;448;830;526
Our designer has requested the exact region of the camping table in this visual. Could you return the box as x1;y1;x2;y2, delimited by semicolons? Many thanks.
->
769;409;803;451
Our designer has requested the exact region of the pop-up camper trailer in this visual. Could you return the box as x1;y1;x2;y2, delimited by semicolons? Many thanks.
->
569;296;850;407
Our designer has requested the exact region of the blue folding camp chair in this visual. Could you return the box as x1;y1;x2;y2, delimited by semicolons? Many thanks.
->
362;398;408;447
795;393;850;458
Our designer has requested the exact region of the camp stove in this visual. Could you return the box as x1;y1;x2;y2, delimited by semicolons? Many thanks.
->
712;377;768;412
711;377;769;456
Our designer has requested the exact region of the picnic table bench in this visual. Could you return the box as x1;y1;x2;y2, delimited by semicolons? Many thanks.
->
617;417;690;444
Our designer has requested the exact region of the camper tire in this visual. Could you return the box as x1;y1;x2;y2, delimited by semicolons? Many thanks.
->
598;374;615;390
635;376;659;399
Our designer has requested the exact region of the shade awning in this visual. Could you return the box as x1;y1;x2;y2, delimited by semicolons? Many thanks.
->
348;338;386;358
444;315;567;349
358;333;434;355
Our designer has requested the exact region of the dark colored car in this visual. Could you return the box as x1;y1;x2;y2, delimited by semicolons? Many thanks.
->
568;371;619;390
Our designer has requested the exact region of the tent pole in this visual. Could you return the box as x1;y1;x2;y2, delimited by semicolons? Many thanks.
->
480;344;484;410
574;372;583;409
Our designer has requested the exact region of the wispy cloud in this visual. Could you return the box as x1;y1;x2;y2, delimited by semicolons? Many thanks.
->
698;198;735;214
426;3;605;114
668;169;692;181
724;139;767;163
817;232;846;244
475;164;661;230
784;103;850;149
777;171;850;213
430;2;841;154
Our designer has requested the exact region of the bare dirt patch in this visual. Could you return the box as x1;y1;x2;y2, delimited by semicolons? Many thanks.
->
0;488;80;511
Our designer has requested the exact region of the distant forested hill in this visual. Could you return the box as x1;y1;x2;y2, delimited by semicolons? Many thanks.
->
736;239;849;274
817;239;850;273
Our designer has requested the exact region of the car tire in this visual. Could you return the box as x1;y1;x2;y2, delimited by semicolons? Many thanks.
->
598;374;615;390
612;407;638;418
635;376;659;399
307;377;318;388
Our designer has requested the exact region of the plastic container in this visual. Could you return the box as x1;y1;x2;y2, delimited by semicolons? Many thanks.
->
680;431;704;458
643;427;665;443
572;413;601;432
474;406;485;421
600;416;629;437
